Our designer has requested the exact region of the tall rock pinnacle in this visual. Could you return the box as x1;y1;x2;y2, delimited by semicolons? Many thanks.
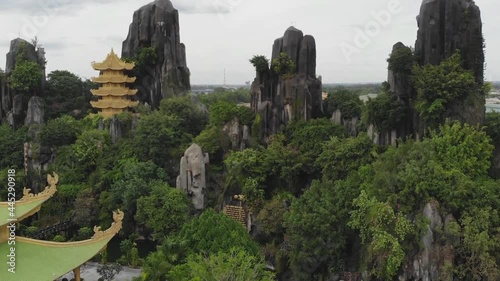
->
122;0;190;108
251;27;323;140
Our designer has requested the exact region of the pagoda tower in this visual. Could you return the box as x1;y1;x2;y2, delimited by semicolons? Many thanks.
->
90;49;139;118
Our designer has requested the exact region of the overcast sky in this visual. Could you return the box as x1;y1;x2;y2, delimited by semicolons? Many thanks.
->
0;0;498;85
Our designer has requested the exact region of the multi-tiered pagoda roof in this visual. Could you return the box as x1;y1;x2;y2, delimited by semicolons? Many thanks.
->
90;49;139;118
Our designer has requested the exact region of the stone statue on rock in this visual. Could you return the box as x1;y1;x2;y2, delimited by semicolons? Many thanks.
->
176;144;209;211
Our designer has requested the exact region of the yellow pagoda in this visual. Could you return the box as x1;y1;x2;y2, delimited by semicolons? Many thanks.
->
90;49;139;118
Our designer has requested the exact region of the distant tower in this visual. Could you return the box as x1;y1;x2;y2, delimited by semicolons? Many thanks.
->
224;69;226;86
90;49;139;118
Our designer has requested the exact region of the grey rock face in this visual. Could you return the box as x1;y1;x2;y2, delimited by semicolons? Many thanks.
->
298;35;316;77
122;0;190;108
3;38;46;126
109;115;122;144
223;117;250;151
415;0;485;125
400;202;455;281
6;38;38;74
11;95;26;127
176;144;209;211
251;27;323;139
24;96;45;126
382;0;485;145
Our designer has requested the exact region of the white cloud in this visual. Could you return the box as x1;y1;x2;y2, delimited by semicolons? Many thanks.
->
0;0;497;84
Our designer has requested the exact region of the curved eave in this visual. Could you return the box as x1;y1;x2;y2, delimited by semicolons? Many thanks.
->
92;63;135;71
90;89;138;96
90;100;139;109
0;209;123;281
0;236;114;281
91;76;136;84
0;183;57;227
91;51;135;71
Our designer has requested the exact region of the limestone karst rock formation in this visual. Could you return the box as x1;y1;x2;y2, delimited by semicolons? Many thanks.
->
122;0;190;108
251;27;323;140
24;96;45;126
176;144;209;211
378;0;485;145
399;202;457;281
2;38;46;128
224;117;250;151
414;0;485;129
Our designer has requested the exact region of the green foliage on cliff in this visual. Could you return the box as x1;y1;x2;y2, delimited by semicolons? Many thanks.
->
39;116;81;147
209;101;255;126
387;46;415;78
168;248;274;281
413;52;477;125
0;125;29;168
317;134;377;181
485;112;500;144
173;209;261;257
285;179;353;279
272;52;295;79
9;60;43;94
349;191;413;279
45;70;92;119
250;55;270;73
136;184;191;242
366;91;406;132
323;87;364;119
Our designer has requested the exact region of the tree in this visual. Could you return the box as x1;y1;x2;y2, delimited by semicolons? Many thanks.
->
159;95;208;136
429;121;494;179
136;184;191;241
387;45;415;78
45;70;89;119
349;191;413;280
133;111;191;176
97;264;123;281
250;55;270;73
0;125;29;168
39;116;81;147
168;248;275;281
317;134;377;181
284;180;357;280
209;101;255;126
9;60;42;94
272;52;295;79
323;87;364;119
285;118;347;174
366;91;406;132
412;51;477;125
485;112;500;144
174;209;261;257
100;158;167;235
71;129;110;170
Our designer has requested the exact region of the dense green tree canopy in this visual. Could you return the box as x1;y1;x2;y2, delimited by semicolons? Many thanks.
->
323;87;364;119
45;70;92;119
9;60;43;94
413;52;478;124
136;184;191;241
168;248;275;281
174;209;261;257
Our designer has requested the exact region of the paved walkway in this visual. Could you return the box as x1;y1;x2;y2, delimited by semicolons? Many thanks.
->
57;262;142;281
